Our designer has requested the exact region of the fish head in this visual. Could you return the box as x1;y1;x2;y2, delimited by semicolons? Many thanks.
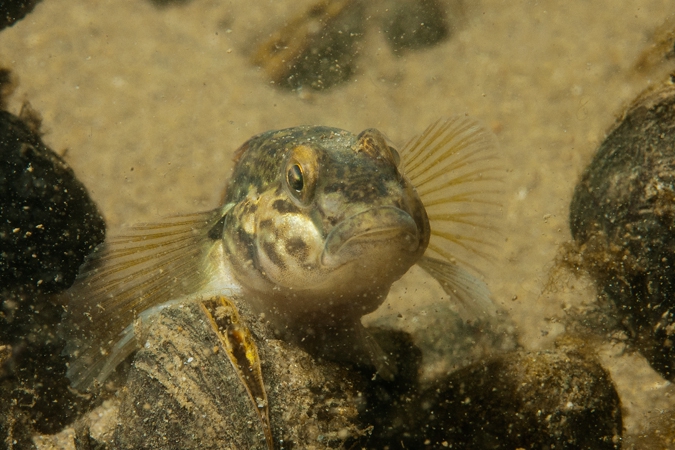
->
219;126;429;318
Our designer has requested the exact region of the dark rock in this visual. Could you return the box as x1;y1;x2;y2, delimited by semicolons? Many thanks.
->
360;334;431;448
408;348;623;449
0;0;43;31
381;0;450;53
0;104;105;448
569;79;675;381
252;0;364;91
0;108;105;294
0;402;34;450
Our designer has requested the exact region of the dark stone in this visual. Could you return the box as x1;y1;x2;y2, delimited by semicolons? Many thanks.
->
0;105;105;448
357;328;426;446
0;0;43;31
569;80;675;381
252;1;365;91
408;349;622;449
381;0;450;53
0;109;105;294
0;68;15;111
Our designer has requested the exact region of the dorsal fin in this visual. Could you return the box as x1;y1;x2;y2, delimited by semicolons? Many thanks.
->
60;206;233;390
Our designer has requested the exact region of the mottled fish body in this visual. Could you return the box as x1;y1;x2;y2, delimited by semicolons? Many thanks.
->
61;117;501;391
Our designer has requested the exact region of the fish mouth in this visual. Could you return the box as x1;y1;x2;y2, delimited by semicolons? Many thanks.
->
321;206;421;267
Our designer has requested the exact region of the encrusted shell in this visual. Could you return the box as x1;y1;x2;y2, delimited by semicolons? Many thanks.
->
114;297;367;449
569;79;675;380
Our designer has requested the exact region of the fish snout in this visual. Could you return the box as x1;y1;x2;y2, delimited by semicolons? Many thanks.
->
321;206;421;267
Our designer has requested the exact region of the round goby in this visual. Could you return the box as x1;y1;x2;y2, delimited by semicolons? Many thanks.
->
60;117;501;393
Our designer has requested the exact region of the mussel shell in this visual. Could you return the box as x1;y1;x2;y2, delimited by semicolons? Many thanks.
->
0;109;105;294
570;80;675;380
381;0;450;53
114;300;366;449
411;349;622;449
251;0;364;91
0;105;105;447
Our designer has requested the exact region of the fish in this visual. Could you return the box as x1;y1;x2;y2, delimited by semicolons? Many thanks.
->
59;116;501;393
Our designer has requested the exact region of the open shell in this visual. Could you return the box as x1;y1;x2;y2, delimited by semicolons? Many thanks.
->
114;296;367;449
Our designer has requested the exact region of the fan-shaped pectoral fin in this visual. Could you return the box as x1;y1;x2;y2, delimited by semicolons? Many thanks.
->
417;255;497;322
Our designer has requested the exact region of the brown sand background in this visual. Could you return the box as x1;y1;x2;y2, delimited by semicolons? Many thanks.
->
2;0;675;443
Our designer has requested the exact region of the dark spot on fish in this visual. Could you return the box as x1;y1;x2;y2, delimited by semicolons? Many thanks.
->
208;215;228;240
323;182;345;194
285;237;309;260
273;199;300;214
343;179;388;203
259;219;274;230
234;227;256;262
326;215;339;227
335;164;347;180
262;241;285;269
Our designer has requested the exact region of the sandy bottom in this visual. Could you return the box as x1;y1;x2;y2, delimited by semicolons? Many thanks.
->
3;0;675;443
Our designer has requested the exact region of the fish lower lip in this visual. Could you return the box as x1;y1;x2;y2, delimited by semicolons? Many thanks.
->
321;206;420;266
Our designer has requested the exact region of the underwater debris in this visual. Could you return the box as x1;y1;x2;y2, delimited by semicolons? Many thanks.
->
633;17;675;75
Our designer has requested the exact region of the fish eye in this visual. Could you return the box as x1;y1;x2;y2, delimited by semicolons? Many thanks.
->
287;164;304;192
285;145;318;205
